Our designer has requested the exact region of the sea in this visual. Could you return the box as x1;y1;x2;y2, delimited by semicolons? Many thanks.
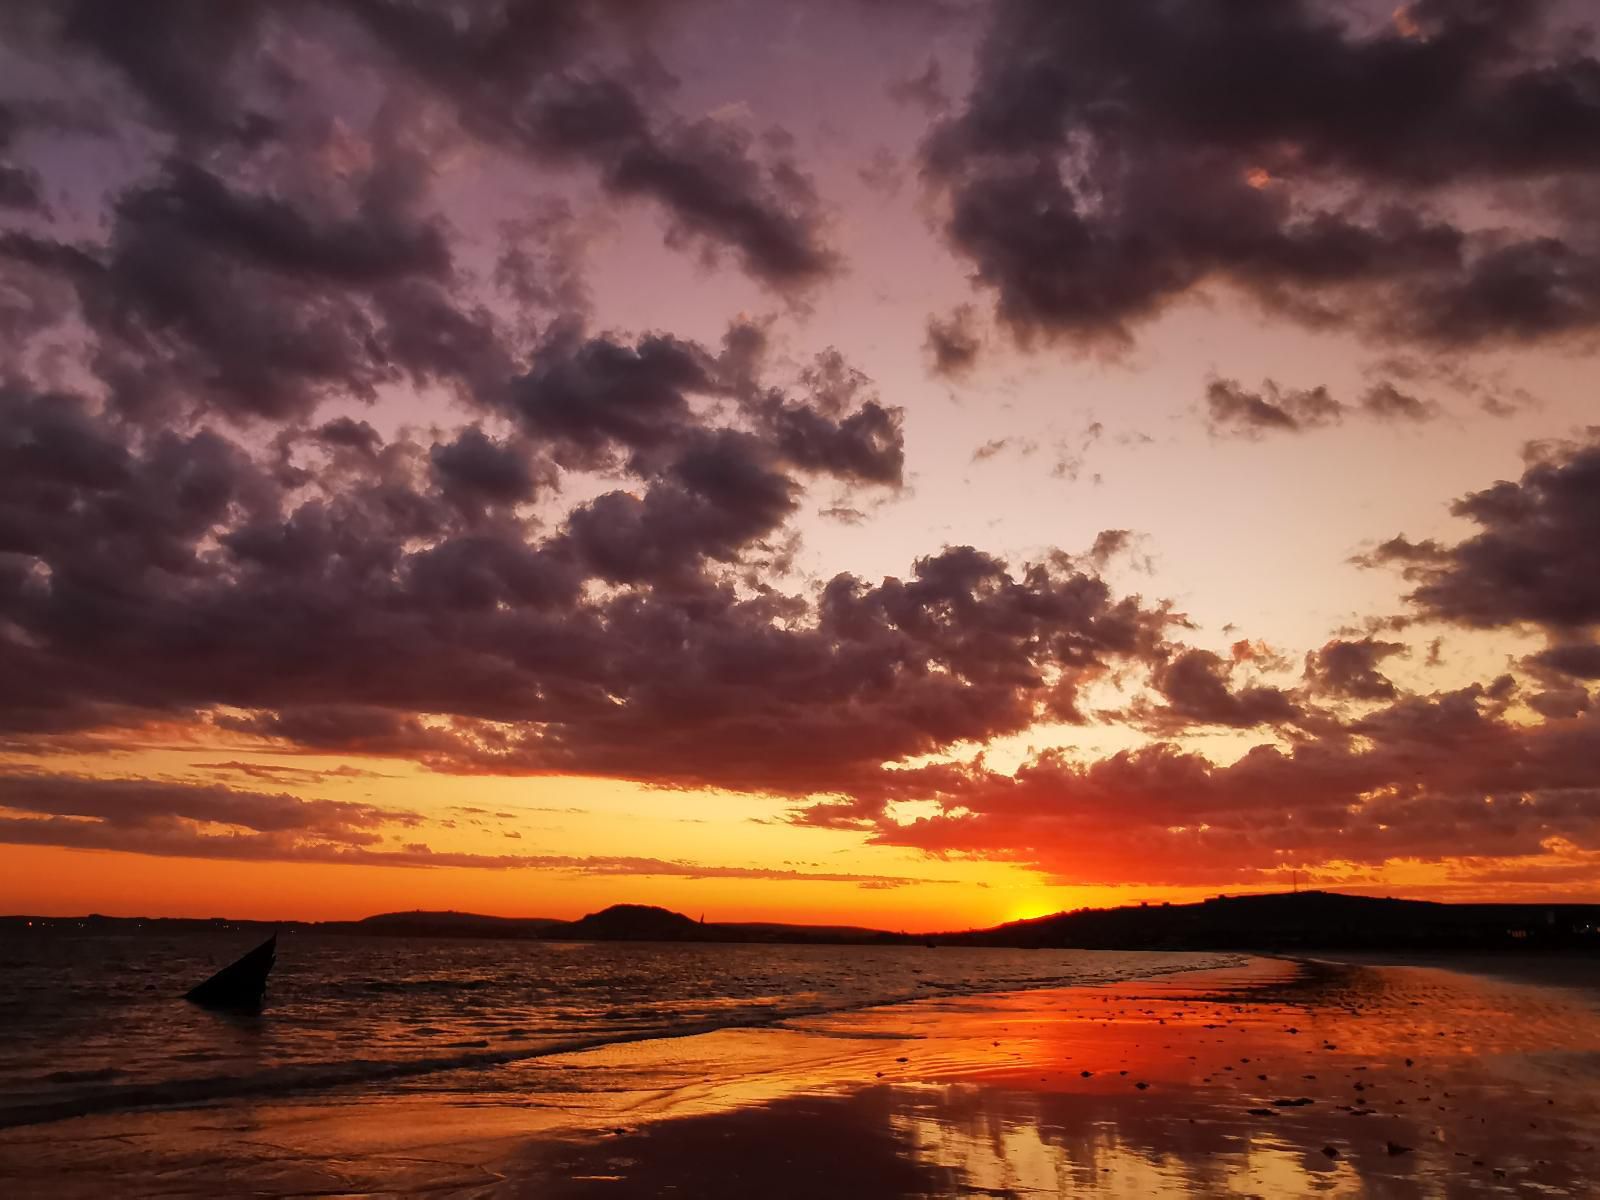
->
0;929;1245;1129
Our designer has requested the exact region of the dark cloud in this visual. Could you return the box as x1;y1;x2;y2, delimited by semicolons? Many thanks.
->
1527;686;1591;719
520;77;838;292
1359;381;1441;423
925;305;982;378
761;394;905;487
430;427;547;519
0;166;42;212
56;0;279;144
0;770;412;844
333;0;836;291
971;436;1036;463
1530;643;1600;681
1205;378;1343;437
1142;649;1301;730
1085;529;1134;570
0;375;1170;798
505;328;714;465
1367;433;1600;630
2;154;489;423
925;0;1600;349
561;436;798;587
887;58;948;114
0;771;947;884
1207;376;1447;437
493;325;906;504
1366;353;1537;419
1304;637;1407;702
799;683;1600;886
14;1;837;305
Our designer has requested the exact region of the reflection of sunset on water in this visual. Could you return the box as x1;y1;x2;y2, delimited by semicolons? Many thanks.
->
10;957;1600;1196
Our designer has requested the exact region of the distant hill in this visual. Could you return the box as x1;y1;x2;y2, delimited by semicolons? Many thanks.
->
316;904;911;944
947;890;1600;951
558;904;706;941
339;911;564;938
7;891;1599;951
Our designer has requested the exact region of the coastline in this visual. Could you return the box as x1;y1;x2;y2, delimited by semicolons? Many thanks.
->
4;954;1598;1197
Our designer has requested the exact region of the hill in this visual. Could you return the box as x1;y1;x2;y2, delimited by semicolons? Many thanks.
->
950;890;1600;951
556;904;707;941
8;892;1600;951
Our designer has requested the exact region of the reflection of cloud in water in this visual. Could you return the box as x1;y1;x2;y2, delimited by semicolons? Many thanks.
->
7;958;1600;1197
889;1083;1358;1196
536;959;1600;1197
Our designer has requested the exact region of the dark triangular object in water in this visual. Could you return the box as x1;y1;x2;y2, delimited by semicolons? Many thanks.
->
185;934;276;1010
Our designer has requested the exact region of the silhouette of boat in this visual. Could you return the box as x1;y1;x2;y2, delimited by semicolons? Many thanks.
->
184;933;276;1010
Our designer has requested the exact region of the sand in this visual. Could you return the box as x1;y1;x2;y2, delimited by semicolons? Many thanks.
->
4;955;1599;1197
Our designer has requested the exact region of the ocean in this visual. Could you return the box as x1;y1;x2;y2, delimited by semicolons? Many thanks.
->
0;930;1245;1129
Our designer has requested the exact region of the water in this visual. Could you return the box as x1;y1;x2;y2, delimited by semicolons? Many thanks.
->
0;930;1244;1127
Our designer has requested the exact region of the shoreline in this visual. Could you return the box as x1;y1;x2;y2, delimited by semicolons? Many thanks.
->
0;947;1250;1133
5;954;1599;1196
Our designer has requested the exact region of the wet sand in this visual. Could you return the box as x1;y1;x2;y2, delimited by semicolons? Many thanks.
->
5;955;1599;1197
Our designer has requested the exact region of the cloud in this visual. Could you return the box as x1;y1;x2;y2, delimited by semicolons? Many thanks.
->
519;77;839;292
0;102;45;212
193;761;394;784
0;373;1173;798
887;58;948;114
3;153;489;424
54;0;280;144
923;0;1600;350
1303;637;1407;702
1359;381;1441;424
0;771;414;843
1529;643;1600;681
0;771;947;883
1364;432;1600;631
925;305;982;377
971;436;1036;463
330;0;836;292
0;771;950;886
1139;648;1301;730
796;682;1600;887
10;1;838;313
1206;376;1449;438
431;426;546;511
1205;379;1344;437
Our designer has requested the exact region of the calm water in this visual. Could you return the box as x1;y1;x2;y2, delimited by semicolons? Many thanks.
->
0;931;1244;1126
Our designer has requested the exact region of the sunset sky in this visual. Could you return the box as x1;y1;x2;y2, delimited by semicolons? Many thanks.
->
2;0;1600;928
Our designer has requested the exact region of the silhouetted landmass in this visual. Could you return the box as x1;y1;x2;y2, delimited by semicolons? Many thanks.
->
562;903;705;941
946;891;1600;951
346;911;565;938
331;904;903;944
0;904;907;945
5;892;1600;951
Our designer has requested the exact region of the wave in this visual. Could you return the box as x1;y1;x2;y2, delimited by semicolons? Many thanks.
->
0;952;1255;1131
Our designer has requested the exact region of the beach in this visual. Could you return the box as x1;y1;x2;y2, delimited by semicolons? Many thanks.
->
4;953;1598;1197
